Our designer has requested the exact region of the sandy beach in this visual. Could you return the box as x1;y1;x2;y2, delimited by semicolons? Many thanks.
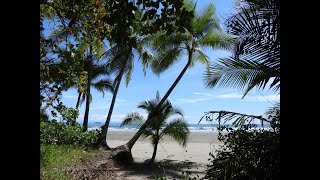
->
106;130;223;179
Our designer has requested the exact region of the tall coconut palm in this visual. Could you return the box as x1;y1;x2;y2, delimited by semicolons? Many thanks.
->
78;56;114;130
125;0;235;150
98;10;154;148
98;38;153;147
121;91;189;164
204;0;280;98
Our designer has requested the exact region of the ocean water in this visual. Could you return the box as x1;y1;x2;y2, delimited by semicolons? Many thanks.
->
87;121;271;132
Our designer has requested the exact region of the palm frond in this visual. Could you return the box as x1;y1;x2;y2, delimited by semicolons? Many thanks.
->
197;31;235;51
136;39;154;75
167;106;184;118
161;118;189;147
265;102;280;117
192;3;221;39
91;69;110;82
151;47;183;74
204;57;279;98
226;0;279;65
193;48;210;70
151;32;187;53
124;52;134;87
138;100;154;112
141;128;155;139
183;0;197;13
91;79;114;97
120;112;145;127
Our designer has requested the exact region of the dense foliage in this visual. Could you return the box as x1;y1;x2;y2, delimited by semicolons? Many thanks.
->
204;0;280;97
40;109;99;148
40;120;99;148
204;127;280;180
203;102;280;180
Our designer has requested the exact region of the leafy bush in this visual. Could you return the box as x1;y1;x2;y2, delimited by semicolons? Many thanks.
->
204;127;280;180
40;120;99;148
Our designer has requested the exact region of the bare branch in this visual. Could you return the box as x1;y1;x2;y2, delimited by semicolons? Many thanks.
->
199;110;272;126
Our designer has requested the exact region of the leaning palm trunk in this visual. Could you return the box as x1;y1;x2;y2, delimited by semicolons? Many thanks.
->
99;69;124;148
125;52;192;150
83;46;93;131
109;56;191;164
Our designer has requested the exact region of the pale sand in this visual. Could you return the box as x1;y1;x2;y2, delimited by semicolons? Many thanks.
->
106;130;223;179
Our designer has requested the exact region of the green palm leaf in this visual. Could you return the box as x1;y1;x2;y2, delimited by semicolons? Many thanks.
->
161;119;189;147
197;31;235;51
91;79;114;97
204;57;279;98
120;112;145;127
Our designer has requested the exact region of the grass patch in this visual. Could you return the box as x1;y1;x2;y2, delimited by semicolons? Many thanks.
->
40;144;98;180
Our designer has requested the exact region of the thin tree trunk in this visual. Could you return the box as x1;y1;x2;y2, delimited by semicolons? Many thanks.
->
75;92;82;109
99;69;124;147
126;51;193;150
149;138;159;164
83;46;93;131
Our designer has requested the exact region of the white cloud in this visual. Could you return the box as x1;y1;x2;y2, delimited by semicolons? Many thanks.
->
216;93;242;99
177;98;211;103
193;92;213;96
191;91;280;102
243;94;280;102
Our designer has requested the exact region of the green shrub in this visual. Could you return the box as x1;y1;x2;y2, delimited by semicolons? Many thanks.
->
40;120;99;148
204;127;280;180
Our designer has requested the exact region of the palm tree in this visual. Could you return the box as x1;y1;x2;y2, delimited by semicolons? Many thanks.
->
48;27;114;130
125;0;234;150
98;10;154;148
121;91;189;164
75;62;114;109
77;55;114;130
203;0;280;98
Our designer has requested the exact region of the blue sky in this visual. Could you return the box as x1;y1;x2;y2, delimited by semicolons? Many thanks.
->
51;0;279;124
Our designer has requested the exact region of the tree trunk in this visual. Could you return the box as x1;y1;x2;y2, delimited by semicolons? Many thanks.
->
75;92;82;109
83;46;93;131
125;51;193;150
149;138;159;164
99;69;124;148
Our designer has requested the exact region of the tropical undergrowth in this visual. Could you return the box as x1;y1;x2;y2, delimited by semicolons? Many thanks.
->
204;125;280;180
40;110;101;179
203;104;280;180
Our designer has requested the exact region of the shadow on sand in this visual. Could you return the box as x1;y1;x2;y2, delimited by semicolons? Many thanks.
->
114;158;205;179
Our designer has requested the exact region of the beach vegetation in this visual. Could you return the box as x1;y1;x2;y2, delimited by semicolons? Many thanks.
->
121;91;190;164
40;144;98;180
121;0;234;158
200;0;280;179
203;104;280;180
40;119;99;148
